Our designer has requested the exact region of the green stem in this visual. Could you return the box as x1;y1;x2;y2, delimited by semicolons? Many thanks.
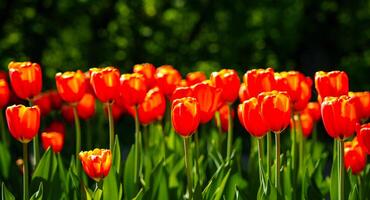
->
28;99;40;166
134;105;141;183
291;114;297;173
275;132;281;193
106;102;115;150
160;122;167;165
72;106;81;163
357;175;362;199
338;139;344;200
226;104;233;161
194;132;201;184
266;132;271;178
215;111;223;135
183;137;193;199
257;138;266;192
22;143;29;200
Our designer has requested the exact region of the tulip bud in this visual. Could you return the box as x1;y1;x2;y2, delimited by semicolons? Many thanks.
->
171;97;200;137
79;149;112;182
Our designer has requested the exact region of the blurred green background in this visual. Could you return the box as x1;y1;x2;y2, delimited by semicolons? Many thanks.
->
0;0;369;90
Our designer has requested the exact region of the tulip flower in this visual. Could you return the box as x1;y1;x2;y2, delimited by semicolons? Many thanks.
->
44;121;65;134
357;123;370;154
186;71;207;86
216;104;235;133
6;104;40;200
118;73;147;106
48;90;63;110
239;83;249;102
33;93;52;116
61;105;74;123
55;70;86;103
77;93;95;120
8;61;42;100
155;65;182;96
304;102;321;122
210;69;240;103
0;70;7;80
0;79;10;109
243;68;275;99
291;111;313;138
344;138;367;174
79;149;112;182
349;91;370;120
238;98;269;138
138;87;166;125
191;82;222;124
315;71;349;101
321;96;357;139
133;63;156;88
41;132;64;153
171;86;193;102
90;67;120;103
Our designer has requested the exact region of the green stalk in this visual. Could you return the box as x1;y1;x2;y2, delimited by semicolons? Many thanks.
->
106;102;115;150
266;132;271;178
291;114;297;173
22;143;29;200
0;110;9;146
194;132;201;184
338;139;344;200
134;105;141;183
72;106;81;163
357;175;362;199
226;103;233;161
183;137;193;199
275;132;281;193
257;138;266;192
29;100;40;166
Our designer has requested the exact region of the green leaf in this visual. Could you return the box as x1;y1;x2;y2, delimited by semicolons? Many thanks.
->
30;182;43;200
112;134;121;175
124;145;139;200
0;142;11;179
32;148;57;181
1;182;15;200
330;141;338;200
212;168;231;200
349;185;359;200
103;166;121;200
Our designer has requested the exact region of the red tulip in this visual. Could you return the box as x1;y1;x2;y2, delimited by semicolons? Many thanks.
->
243;68;275;99
344;138;367;174
171;97;200;137
118;73;147;106
0;79;10;109
48;90;63;110
210;69;240;103
44;121;65;134
77;93;95;120
349;91;370;120
6;105;40;143
321;96;357;139
137;87;166;125
0;70;8;80
303;102;321;122
186;71;207;86
79;149;112;182
357;123;370;154
61;105;74;123
90;67;120;103
315;71;349;100
238;98;269;138
217;104;235;133
8;61;42;100
55;70;86;103
191;82;222;124
258;91;291;133
133;63;156;88
291;111;313;138
41;132;64;153
171;86;193;102
155;65;182;96
33;92;52;116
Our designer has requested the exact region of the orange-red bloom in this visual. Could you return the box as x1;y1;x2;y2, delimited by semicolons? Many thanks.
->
155;65;182;96
258;91;291;133
315;71;349;101
186;71;207;86
210;69;240;103
275;71;312;111
118;73;147;106
291;112;313;138
238;98;269;138
138;87;166;125
344;138;367;174
55;70;86;103
77;93;95;120
79;149;112;182
303;102;321;122
90;67;120;103
171;97;200;137
8;61;42;100
321;96;357;139
357;123;370;154
243;68;275;99
33;92;52;116
6;105;40;143
171;86;193;102
239;83;249;102
61;105;74;123
133;63;156;88
41;132;64;153
191;82;222;124
217;104;235;133
349;91;370;120
0;79;10;109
